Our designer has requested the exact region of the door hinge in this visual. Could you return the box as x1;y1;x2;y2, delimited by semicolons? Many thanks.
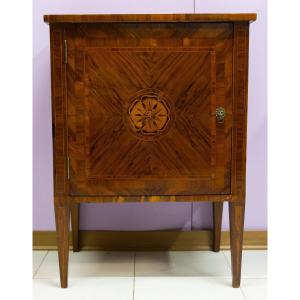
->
67;156;70;179
64;39;68;64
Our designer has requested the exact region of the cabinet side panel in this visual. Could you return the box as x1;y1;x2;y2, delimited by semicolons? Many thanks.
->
231;22;249;200
50;25;68;195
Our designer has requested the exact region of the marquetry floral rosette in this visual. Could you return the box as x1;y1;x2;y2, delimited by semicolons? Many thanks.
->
127;90;172;140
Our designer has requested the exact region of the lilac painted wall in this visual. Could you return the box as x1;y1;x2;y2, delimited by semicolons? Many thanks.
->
33;0;267;231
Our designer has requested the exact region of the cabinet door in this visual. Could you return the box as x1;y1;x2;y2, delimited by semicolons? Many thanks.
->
66;23;233;196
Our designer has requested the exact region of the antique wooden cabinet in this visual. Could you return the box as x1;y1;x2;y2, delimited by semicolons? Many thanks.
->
44;13;256;288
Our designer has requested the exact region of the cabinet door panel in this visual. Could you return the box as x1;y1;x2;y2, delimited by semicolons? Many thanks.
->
66;23;233;196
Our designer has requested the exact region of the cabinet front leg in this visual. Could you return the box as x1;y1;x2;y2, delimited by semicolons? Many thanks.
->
212;202;223;252
71;203;80;252
229;202;245;288
54;203;70;288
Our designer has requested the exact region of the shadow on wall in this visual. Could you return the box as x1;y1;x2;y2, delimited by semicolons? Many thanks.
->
79;202;213;231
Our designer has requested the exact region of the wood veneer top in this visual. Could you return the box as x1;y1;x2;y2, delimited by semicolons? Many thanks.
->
44;13;257;24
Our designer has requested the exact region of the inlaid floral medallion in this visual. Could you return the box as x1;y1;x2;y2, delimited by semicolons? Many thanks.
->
128;90;172;139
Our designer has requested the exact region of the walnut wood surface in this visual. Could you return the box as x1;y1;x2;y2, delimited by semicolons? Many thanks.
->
229;202;245;288
46;16;254;288
212;202;223;252
66;23;233;196
50;24;69;196
231;22;249;200
44;13;257;24
228;22;250;288
71;203;80;252
54;203;70;288
66;194;233;204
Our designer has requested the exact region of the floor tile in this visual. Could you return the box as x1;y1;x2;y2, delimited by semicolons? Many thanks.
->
34;251;134;278
33;251;48;276
241;279;267;300
33;277;133;300
223;250;267;278
134;277;245;300
135;251;231;277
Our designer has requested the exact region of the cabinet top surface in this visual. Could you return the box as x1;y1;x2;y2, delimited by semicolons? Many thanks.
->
44;13;256;24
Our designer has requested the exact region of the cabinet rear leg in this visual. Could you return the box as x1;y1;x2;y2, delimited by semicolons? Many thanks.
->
55;203;70;288
229;202;245;288
71;203;80;252
212;202;223;252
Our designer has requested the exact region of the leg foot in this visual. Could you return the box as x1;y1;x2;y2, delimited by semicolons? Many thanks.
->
212;202;223;252
229;202;245;288
55;204;70;288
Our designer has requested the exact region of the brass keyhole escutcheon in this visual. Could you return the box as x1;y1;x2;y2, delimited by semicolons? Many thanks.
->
215;107;226;123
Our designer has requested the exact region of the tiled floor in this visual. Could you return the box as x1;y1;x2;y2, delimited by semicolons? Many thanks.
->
33;250;267;300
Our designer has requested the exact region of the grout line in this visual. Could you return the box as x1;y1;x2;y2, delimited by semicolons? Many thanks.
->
33;251;48;278
193;0;196;13
221;250;232;272
240;286;248;300
222;251;268;279
133;252;136;300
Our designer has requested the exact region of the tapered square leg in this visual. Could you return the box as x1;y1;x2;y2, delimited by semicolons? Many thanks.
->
212;202;223;252
229;202;245;288
71;203;80;252
54;203;70;288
